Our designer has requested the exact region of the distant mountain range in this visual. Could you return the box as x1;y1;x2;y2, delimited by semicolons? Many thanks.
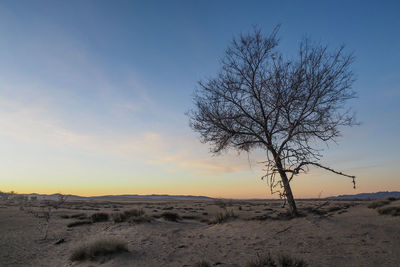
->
23;193;214;201
20;191;400;201
328;191;400;200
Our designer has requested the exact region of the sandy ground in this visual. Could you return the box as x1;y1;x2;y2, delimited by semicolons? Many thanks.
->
0;198;399;266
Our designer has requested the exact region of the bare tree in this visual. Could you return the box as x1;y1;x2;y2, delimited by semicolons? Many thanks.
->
188;26;357;215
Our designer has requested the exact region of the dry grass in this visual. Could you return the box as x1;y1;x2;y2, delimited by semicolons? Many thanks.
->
112;208;147;223
210;209;236;224
247;253;308;267
70;238;128;261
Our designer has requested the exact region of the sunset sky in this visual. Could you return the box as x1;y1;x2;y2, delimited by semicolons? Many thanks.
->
0;0;399;198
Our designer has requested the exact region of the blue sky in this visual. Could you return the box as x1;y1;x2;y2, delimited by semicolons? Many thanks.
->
0;0;399;198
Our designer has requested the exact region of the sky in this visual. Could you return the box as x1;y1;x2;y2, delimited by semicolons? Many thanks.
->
0;0;399;198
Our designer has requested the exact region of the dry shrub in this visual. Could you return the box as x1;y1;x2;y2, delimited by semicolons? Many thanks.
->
378;206;400;216
210;209;236;224
70;238;128;261
112;208;149;223
161;212;181;222
91;212;109;222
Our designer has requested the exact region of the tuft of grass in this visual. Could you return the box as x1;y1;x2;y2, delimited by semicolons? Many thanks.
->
247;253;276;267
70;238;128;261
91;212;109;223
247;253;308;267
67;220;92;228
112;209;148;223
377;206;400;216
161;212;181;222
210;209;236;224
194;260;212;267
278;254;308;267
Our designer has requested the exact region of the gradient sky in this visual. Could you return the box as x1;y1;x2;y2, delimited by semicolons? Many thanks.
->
0;0;399;198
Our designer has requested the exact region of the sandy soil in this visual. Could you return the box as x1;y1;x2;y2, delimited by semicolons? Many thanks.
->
0;198;399;266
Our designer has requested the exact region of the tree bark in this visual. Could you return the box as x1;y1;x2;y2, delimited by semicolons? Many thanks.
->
275;157;298;216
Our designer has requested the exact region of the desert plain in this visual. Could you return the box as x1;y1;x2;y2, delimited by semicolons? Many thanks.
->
0;197;399;267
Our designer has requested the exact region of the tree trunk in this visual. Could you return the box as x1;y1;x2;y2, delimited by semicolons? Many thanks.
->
275;157;298;216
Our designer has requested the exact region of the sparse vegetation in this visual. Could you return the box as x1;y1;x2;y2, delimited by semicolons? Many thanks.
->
160;212;181;222
377;206;400;216
247;253;276;267
368;199;390;209
210;209;236;224
70;238;128;261
112;208;149;223
91;212;109;222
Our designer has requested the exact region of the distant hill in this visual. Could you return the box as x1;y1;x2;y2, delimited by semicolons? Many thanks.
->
328;191;400;200
22;193;214;201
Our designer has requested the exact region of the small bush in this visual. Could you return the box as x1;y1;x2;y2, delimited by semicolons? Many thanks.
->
368;200;390;209
161;212;181;221
194;260;211;267
112;209;147;223
210;209;236;224
91;212;109;223
70;238;128;261
67;220;92;228
378;206;400;216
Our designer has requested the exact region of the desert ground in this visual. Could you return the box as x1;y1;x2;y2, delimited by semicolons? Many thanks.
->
0;197;399;267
